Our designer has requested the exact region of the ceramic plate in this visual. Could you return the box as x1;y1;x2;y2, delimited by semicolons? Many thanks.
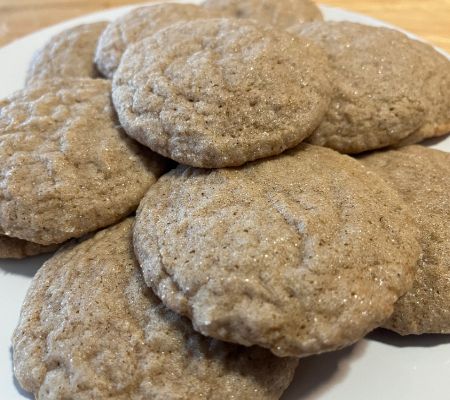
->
0;2;449;399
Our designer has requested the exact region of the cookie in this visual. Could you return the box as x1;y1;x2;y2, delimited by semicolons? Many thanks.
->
360;145;450;334
289;22;450;153
26;22;108;84
13;219;298;399
95;4;213;79
202;0;323;28
0;78;170;245
0;234;58;259
134;144;421;357
113;18;331;168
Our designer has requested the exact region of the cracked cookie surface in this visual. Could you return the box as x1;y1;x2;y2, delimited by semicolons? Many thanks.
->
26;22;108;84
0;78;169;245
290;22;450;153
134;144;421;357
13;219;298;400
113;18;331;168
360;145;450;334
95;4;213;79
202;0;323;28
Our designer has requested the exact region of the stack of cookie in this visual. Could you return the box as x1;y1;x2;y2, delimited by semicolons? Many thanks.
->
3;0;449;398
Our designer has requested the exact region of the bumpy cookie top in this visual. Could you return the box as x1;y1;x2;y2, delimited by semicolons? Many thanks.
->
26;22;108;84
13;219;298;400
0;235;58;259
203;0;323;28
95;4;213;78
290;22;450;153
113;18;331;168
134;144;421;357
360;145;450;335
0;78;169;245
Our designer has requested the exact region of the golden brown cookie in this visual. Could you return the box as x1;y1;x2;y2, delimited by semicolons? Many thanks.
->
26;22;107;84
202;0;323;28
13;219;298;399
134;144;421;357
290;22;450;153
113;18;331;168
360;145;450;334
0;78;170;245
95;4;213;78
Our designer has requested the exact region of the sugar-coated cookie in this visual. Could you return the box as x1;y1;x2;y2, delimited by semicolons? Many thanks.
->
134;144;421;357
13;219;298;400
361;145;450;334
26;22;107;84
202;0;322;28
290;22;450;153
95;4;213;78
0;234;58;259
0;78;170;245
113;19;331;168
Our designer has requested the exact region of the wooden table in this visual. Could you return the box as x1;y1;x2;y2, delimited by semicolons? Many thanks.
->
0;0;449;52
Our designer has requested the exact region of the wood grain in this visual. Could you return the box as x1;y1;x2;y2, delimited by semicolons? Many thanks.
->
0;0;449;52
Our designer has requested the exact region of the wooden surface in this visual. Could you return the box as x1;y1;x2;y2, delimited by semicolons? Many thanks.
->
0;0;449;52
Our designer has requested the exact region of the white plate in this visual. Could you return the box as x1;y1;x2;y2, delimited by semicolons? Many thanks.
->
0;2;449;399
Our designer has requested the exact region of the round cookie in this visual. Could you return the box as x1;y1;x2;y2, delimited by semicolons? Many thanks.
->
95;4;213;79
0;78;170;245
13;219;298;400
360;145;450;335
26;22;108;84
202;0;323;28
113;18;331;168
289;22;450;153
134;144;421;357
0;234;58;259
395;46;450;147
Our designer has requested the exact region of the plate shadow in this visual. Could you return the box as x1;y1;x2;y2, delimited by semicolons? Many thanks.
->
0;253;54;278
368;328;450;348
282;340;368;400
421;133;450;147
